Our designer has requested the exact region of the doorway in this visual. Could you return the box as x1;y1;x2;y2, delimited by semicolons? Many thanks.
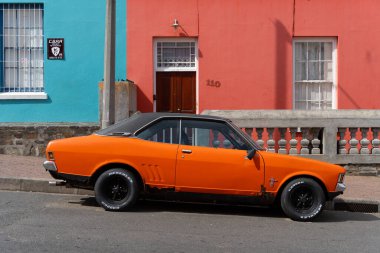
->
156;71;196;114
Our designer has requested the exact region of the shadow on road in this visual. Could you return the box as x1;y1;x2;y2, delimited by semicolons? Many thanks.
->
74;196;284;219
71;196;380;222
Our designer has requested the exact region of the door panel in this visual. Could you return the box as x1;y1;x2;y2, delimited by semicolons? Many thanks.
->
134;119;180;188
137;141;179;187
156;71;196;113
175;145;264;195
156;72;174;112
179;72;196;113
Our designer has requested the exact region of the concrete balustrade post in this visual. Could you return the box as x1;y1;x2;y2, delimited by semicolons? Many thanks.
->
300;128;310;155
372;128;380;155
255;128;265;149
360;128;370;155
278;128;287;154
311;128;321;154
289;127;298;155
338;128;347;155
349;128;359;154
267;128;275;153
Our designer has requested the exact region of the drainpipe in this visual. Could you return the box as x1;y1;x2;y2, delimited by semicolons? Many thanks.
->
102;0;116;129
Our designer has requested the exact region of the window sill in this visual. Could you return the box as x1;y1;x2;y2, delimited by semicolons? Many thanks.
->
0;92;48;100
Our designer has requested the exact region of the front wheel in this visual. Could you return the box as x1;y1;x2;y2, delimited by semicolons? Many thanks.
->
280;178;325;221
95;168;139;211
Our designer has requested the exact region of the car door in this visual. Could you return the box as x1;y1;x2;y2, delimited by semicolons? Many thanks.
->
175;119;264;195
134;118;180;187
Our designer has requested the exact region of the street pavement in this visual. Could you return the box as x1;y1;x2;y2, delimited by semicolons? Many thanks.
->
0;154;379;212
1;191;380;253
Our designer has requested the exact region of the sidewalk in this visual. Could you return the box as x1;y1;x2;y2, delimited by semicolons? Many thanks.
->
0;154;379;212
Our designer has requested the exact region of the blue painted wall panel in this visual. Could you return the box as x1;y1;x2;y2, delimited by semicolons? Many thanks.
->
0;0;126;123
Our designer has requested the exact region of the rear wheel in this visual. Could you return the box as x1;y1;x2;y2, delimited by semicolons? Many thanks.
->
95;168;139;211
280;178;325;221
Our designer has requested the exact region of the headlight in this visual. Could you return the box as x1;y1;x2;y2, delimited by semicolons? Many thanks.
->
337;173;345;183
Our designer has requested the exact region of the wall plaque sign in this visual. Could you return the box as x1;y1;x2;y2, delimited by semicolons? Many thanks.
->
48;38;64;60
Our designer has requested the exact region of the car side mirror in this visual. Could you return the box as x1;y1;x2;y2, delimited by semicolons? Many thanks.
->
246;149;256;160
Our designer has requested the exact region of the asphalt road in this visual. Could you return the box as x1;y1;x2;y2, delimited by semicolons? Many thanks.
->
1;191;380;253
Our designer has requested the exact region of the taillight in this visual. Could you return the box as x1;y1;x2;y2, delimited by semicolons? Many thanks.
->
48;152;55;160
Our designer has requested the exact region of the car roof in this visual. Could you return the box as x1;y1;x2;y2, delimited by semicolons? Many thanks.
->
136;112;228;121
96;112;230;136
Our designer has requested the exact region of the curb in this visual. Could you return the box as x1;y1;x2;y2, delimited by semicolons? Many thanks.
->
0;177;93;196
329;197;379;213
0;177;379;213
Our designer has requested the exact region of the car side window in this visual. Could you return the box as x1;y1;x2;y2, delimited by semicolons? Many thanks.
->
135;119;179;144
181;119;250;150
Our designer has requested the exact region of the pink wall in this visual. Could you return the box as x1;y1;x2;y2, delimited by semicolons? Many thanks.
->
295;0;380;109
127;0;380;112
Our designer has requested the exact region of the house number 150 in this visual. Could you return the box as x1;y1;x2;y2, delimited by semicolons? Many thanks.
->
206;79;221;88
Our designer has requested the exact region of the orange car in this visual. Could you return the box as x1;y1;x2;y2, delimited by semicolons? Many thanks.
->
43;112;346;221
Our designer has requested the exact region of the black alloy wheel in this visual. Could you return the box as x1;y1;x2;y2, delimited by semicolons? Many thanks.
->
95;168;139;211
280;177;326;221
104;175;129;202
290;185;315;212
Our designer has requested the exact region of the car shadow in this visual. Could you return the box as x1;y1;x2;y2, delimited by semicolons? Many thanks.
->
73;196;380;222
75;196;285;219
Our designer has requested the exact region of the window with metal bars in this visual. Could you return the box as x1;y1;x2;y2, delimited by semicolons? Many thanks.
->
0;3;44;93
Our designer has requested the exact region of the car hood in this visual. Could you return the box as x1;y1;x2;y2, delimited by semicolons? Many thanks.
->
258;150;345;174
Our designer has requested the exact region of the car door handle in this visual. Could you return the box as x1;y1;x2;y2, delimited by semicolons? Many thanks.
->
182;149;192;154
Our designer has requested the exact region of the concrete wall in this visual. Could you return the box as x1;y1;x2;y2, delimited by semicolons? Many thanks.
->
0;123;99;156
98;81;137;123
127;0;380;112
0;0;126;123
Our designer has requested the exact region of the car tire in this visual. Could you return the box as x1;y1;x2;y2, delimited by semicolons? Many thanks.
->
95;168;139;211
280;178;325;221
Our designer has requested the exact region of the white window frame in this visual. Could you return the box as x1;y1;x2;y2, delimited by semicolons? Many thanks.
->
0;3;46;100
153;38;199;113
292;37;337;110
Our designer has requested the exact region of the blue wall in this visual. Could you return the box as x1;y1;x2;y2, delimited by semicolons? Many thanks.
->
0;0;126;123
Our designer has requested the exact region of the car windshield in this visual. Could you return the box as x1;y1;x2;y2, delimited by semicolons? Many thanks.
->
228;122;265;151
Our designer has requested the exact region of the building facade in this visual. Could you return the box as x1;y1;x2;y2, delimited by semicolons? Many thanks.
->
0;0;126;123
0;0;126;156
127;0;380;113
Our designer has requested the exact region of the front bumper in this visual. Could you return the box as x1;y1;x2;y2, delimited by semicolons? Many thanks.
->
327;182;346;200
335;182;346;193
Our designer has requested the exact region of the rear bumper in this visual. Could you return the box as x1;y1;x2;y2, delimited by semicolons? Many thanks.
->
43;160;57;172
43;160;91;189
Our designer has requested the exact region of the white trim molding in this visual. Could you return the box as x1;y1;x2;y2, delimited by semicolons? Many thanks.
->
0;92;48;100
